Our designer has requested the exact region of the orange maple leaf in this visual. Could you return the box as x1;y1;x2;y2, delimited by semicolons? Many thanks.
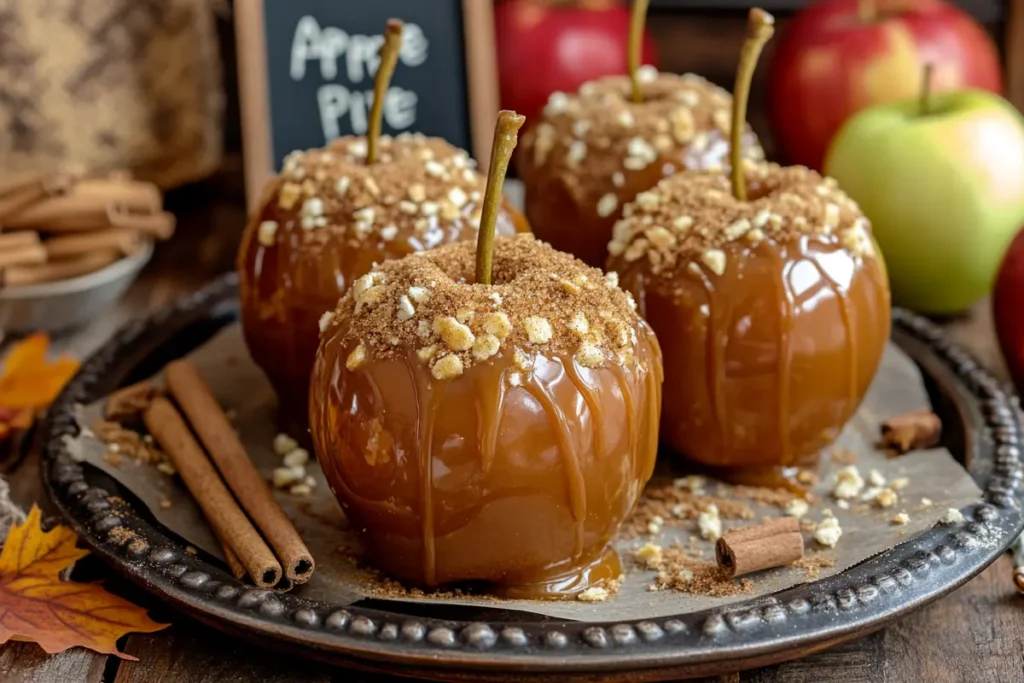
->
0;506;168;658
0;333;80;410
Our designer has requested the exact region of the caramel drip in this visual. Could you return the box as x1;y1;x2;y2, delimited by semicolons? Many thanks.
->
410;359;443;585
478;373;506;472
608;365;637;473
563;359;604;459
764;242;795;465
526;379;586;559
639;345;661;485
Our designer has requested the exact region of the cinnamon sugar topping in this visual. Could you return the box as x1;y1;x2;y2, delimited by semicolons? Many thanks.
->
262;133;489;247
322;235;648;378
608;163;876;278
521;71;764;196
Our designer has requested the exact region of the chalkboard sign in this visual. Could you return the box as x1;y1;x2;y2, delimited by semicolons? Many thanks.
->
235;0;500;209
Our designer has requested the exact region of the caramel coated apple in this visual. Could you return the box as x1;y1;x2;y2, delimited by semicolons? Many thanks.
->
310;235;662;594
517;70;764;268
237;134;528;426
607;163;890;474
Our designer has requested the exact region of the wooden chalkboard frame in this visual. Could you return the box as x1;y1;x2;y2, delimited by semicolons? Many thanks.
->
234;0;500;211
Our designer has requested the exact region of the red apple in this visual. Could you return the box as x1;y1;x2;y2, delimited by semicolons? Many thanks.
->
769;0;1002;171
994;227;1024;390
495;0;659;128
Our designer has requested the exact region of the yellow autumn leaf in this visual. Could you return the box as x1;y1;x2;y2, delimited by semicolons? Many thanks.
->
0;505;168;658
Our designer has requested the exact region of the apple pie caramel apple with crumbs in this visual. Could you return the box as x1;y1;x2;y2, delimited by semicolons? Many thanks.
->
237;20;528;428
608;9;891;482
517;0;764;268
310;113;663;596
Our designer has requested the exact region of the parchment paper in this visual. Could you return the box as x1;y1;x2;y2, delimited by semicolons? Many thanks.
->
71;324;982;621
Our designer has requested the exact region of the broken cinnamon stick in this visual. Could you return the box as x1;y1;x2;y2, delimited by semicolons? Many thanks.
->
165;360;315;583
104;380;160;423
1;249;119;286
715;516;804;578
881;409;941;455
44;229;140;260
143;397;283;588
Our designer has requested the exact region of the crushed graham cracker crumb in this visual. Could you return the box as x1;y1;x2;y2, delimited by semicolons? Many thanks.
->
321;235;651;379
607;163;876;279
791;554;835;579
92;420;167;466
252;133;515;251
520;71;764;200
637;546;754;597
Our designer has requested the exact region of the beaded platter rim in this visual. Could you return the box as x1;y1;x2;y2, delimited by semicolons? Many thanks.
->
40;272;1024;681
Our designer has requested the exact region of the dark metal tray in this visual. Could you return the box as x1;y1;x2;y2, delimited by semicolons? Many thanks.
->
40;273;1024;681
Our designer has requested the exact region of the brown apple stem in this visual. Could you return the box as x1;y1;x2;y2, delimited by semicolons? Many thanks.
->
730;8;775;202
475;111;526;285
919;63;935;116
367;20;403;165
858;0;876;22
628;0;651;103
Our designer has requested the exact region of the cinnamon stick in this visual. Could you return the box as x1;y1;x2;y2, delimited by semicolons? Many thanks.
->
72;179;162;211
143;397;283;588
45;229;140;260
0;242;47;268
881;409;941;455
0;231;41;251
4;178;160;229
211;526;247;581
4;194;114;228
107;207;176;240
715;517;804;577
0;171;48;198
1;249;119;286
165;360;315;583
0;184;52;222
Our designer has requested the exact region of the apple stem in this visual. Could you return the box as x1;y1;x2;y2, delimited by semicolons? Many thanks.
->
367;20;403;165
730;8;774;202
919;62;935;116
475;111;526;285
858;0;876;23
628;0;651;103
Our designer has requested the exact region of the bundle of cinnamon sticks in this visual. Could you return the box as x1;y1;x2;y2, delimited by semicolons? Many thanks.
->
106;363;314;590
0;168;175;287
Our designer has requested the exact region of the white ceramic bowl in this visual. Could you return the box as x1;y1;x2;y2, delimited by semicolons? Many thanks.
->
0;241;153;333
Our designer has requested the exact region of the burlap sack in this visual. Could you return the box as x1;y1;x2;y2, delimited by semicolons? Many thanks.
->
0;0;224;189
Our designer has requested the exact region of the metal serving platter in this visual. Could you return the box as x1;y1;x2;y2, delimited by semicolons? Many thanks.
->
40;273;1024;681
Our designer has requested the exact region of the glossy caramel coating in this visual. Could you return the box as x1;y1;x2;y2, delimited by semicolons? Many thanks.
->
310;235;662;594
608;164;890;472
237;134;529;425
518;70;763;268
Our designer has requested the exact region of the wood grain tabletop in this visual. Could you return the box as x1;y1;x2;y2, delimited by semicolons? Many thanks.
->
1;168;1021;683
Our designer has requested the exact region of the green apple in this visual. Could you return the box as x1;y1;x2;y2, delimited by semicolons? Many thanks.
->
825;89;1024;314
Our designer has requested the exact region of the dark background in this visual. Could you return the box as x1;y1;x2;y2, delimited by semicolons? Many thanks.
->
218;0;1013;168
261;0;471;170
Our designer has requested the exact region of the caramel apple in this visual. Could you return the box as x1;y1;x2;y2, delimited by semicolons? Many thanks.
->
237;20;528;428
517;0;764;268
607;9;891;479
310;112;662;595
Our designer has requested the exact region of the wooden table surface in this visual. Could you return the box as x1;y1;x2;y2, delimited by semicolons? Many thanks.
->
2;170;1022;683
